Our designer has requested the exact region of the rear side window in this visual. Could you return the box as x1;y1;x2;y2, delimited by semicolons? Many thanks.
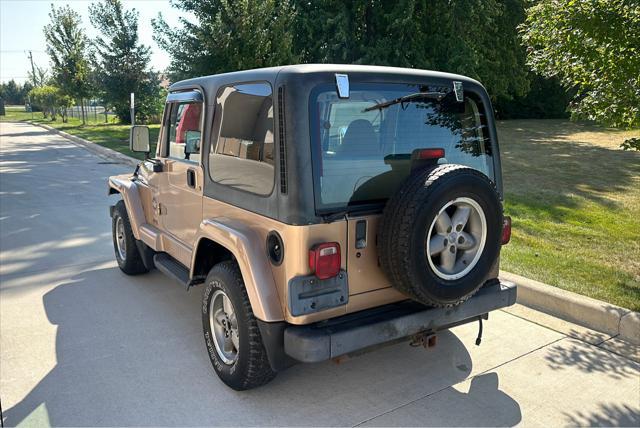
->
209;82;275;195
310;83;494;210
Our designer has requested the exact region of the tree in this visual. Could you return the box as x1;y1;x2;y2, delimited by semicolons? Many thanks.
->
43;5;91;124
89;0;162;123
21;82;34;104
135;81;167;123
0;80;36;105
521;0;640;129
28;64;49;88
0;80;23;105
152;0;570;113
29;85;73;122
152;0;298;81
293;0;530;102
495;74;572;119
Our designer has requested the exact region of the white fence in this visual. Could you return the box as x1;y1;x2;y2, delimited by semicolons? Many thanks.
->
65;104;114;122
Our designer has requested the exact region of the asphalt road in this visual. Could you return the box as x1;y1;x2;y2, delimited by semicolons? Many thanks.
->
1;121;639;427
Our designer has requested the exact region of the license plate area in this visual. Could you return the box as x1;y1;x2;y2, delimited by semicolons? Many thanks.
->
288;270;349;316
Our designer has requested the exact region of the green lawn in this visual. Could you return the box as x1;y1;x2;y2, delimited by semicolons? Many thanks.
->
1;105;159;160
3;106;639;309
498;120;640;311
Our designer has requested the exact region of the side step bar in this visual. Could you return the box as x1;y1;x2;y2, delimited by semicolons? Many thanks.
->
153;253;192;289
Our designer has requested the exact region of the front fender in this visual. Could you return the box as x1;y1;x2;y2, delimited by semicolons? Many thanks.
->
192;219;284;322
108;176;145;240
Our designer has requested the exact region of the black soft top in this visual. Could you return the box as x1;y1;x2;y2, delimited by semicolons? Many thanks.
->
170;64;485;95
167;65;501;225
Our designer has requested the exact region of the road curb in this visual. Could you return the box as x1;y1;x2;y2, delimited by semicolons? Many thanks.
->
500;270;639;344
21;120;640;345
32;122;139;168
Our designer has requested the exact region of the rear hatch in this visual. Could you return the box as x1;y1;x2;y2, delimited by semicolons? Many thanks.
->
310;80;497;297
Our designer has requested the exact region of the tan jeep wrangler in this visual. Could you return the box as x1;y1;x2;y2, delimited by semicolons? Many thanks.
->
108;64;516;390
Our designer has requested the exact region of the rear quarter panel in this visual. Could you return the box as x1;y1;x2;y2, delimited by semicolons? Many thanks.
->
201;197;404;324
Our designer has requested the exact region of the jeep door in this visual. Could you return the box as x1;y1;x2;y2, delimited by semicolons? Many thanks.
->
157;91;205;250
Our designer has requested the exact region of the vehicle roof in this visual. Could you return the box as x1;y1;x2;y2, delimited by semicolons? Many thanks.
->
169;64;484;92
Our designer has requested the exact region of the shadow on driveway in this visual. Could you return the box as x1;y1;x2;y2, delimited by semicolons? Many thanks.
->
564;402;640;427
4;266;521;427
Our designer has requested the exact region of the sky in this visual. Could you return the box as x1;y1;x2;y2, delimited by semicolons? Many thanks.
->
0;0;189;84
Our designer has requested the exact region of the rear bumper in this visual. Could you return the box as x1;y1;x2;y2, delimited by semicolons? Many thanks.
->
283;280;516;363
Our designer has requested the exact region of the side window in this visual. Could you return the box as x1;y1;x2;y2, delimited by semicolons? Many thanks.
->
165;101;203;162
209;82;274;195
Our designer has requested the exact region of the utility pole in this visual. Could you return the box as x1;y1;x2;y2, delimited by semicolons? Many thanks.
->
27;51;37;86
130;93;135;126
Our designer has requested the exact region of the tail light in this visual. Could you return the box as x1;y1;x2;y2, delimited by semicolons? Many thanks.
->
501;216;512;245
309;242;341;280
416;148;445;160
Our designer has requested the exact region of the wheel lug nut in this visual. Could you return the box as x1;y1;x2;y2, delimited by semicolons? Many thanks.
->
449;245;456;253
456;224;463;232
458;236;464;244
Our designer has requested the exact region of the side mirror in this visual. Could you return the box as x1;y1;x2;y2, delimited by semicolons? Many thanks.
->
130;125;150;153
184;130;201;155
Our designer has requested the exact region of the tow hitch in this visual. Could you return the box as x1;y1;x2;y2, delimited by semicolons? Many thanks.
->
409;313;488;350
410;332;438;349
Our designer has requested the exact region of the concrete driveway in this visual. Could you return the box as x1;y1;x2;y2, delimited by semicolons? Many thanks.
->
1;121;638;427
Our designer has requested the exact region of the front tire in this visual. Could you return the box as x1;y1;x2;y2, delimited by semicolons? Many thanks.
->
202;261;276;390
112;200;148;275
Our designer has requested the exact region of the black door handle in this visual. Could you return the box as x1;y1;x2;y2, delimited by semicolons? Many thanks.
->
187;169;196;188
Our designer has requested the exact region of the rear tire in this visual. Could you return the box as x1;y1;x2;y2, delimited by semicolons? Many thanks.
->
202;261;276;390
112;200;148;275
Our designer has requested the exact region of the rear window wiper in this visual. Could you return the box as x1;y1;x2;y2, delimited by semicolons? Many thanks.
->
320;203;384;223
321;210;350;223
363;91;447;112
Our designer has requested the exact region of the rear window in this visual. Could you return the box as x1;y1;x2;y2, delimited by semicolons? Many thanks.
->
310;83;494;211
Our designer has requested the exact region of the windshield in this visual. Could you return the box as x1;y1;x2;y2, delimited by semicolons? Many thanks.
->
310;83;495;211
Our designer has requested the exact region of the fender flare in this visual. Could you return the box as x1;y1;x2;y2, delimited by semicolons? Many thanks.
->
108;177;145;240
192;219;284;322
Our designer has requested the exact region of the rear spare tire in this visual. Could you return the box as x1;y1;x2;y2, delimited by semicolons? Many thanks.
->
378;164;502;307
